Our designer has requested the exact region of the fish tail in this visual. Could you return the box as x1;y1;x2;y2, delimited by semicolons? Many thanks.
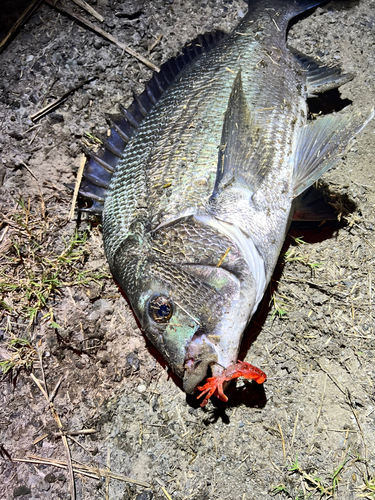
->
244;0;326;27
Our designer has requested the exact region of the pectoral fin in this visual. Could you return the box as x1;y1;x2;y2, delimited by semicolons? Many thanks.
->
293;108;374;198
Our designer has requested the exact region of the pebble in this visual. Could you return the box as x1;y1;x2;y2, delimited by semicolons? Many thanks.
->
93;298;112;312
88;310;100;322
13;486;31;497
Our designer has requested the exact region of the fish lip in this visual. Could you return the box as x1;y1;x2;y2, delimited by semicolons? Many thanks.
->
179;263;243;393
183;358;215;394
182;329;220;394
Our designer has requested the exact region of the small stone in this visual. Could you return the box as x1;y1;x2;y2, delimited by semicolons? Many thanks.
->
100;354;110;366
14;485;31;497
137;384;147;393
9;130;23;141
136;490;153;500
49;112;64;124
92;299;112;313
44;473;56;483
125;352;140;374
39;481;51;491
29;93;38;104
88;310;100;322
105;19;116;29
69;142;81;156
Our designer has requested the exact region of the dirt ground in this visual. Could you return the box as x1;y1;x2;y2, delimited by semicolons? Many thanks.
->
0;0;375;499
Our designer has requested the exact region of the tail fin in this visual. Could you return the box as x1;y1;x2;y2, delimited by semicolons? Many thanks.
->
245;0;326;30
284;0;326;16
247;0;325;15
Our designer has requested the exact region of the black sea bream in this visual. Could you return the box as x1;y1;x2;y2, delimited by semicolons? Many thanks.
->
78;0;373;405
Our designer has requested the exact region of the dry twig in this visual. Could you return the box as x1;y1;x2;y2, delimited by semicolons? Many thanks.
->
148;34;163;53
70;0;104;22
13;455;151;488
277;422;286;461
30;77;93;122
0;0;42;52
68;154;86;220
30;373;76;499
155;478;173;500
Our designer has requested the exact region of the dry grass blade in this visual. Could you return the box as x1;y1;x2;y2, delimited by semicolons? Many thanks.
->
71;0;104;22
216;246;231;268
30;372;76;500
20;162;46;219
30;77;93;122
13;455;151;488
148;33;163;53
106;448;110;500
291;412;298;449
0;0;42;52
277;422;286;461
20;161;37;181
53;429;97;437
155;478;173;500
43;0;160;72
33;433;49;445
0;196;110;329
69;154;86;220
47;375;65;404
30;373;48;399
317;361;346;396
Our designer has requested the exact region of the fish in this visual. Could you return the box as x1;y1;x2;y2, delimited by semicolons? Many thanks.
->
76;0;373;406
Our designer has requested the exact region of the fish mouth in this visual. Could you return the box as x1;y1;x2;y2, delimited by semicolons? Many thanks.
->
179;263;242;394
182;329;219;394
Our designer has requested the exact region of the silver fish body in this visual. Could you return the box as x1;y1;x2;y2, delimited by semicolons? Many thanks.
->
98;0;373;395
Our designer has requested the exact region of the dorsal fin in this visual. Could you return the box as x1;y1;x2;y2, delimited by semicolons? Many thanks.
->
75;30;226;214
212;69;265;198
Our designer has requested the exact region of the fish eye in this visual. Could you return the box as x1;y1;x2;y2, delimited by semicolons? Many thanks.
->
148;295;173;323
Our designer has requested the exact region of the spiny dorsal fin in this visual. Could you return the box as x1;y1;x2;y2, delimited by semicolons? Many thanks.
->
75;30;226;214
212;69;265;198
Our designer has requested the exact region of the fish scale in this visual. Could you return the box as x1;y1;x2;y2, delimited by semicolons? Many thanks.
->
78;0;373;404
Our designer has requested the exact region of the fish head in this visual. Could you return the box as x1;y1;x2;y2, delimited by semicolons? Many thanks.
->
110;216;264;393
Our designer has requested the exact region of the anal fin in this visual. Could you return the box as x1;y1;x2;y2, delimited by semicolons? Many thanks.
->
290;47;354;97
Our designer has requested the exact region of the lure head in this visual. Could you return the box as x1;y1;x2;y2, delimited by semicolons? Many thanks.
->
109;215;263;393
